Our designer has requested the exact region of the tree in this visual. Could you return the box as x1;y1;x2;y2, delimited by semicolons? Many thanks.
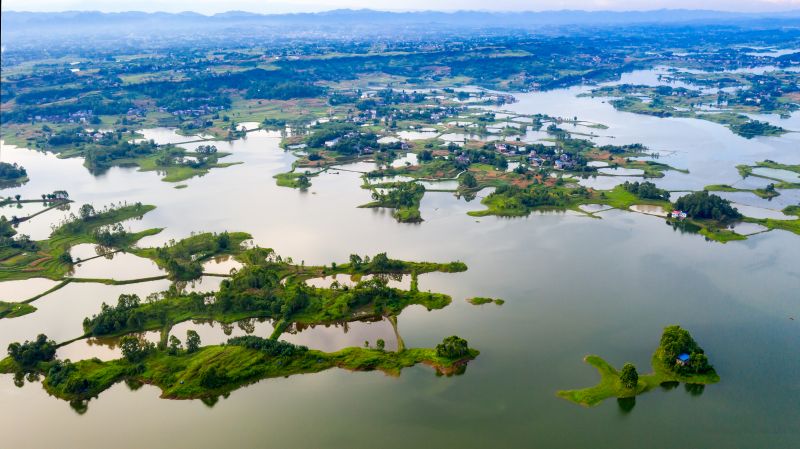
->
376;339;385;351
119;335;154;362
620;363;639;389
349;254;363;268
168;335;182;355
460;172;477;189
186;330;201;353
79;203;96;219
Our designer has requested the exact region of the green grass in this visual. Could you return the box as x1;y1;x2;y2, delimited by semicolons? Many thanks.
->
744;216;800;237
274;170;317;189
783;205;800;216
704;184;739;192
0;301;37;318
557;353;720;407
755;160;800;175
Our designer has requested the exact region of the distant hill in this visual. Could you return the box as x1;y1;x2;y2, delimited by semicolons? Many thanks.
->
3;9;800;48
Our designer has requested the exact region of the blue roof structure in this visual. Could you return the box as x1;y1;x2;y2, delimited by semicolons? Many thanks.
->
677;353;691;362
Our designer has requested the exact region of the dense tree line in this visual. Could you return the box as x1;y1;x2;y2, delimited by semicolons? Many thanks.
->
226;336;308;357
83;294;145;336
2;94;134;123
0;162;27;180
245;81;325;100
674;191;741;221
623;181;670;200
488;184;575;209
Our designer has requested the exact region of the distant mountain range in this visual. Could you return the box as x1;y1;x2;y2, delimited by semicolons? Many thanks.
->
3;9;800;47
5;8;800;26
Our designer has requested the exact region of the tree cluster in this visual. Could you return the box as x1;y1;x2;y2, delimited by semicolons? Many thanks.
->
435;336;470;359
623;181;670;200
7;334;57;368
674;191;742;221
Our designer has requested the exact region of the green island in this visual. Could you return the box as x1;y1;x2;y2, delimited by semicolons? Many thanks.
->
466;297;505;306
735;160;800;188
0;200;161;283
360;181;426;222
557;325;719;407
0;333;477;405
0;162;29;188
0;200;262;318
584;83;793;138
0;246;477;406
468;180;671;218
6;127;240;183
80;248;467;338
131;231;252;281
704;183;780;199
707;160;800;200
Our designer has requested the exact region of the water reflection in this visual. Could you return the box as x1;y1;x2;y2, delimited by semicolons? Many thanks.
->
0;67;798;446
684;383;706;397
617;397;636;414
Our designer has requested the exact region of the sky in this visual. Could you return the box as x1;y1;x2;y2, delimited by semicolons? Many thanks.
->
2;0;800;14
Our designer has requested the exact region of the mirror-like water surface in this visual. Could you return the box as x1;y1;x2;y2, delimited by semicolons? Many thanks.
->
1;69;798;448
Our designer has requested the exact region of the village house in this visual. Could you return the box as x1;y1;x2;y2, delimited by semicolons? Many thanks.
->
671;210;688;219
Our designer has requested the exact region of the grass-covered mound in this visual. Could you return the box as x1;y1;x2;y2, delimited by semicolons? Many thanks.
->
557;325;719;407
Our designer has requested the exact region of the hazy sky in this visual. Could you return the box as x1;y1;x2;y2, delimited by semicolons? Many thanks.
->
3;0;800;13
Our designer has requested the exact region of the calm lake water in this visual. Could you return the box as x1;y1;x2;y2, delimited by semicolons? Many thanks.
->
1;69;798;448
